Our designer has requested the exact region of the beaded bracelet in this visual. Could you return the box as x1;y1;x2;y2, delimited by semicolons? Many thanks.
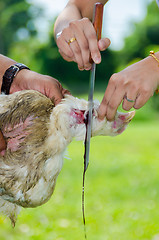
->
149;51;159;94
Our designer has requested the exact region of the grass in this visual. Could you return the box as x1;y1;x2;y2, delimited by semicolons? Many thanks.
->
0;94;159;240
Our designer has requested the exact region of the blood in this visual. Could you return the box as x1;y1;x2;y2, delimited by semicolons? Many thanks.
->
118;115;126;121
113;121;117;129
70;109;85;124
82;111;89;239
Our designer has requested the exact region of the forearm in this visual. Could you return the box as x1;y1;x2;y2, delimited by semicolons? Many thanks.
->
0;54;16;85
0;54;16;151
54;0;108;37
54;3;82;37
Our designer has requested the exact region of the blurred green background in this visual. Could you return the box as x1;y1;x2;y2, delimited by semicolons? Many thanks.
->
0;0;159;239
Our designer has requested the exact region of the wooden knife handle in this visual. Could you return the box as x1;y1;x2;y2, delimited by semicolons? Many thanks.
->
92;2;104;41
89;3;104;63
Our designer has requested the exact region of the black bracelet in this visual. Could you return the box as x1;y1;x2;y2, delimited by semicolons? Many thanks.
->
1;63;30;95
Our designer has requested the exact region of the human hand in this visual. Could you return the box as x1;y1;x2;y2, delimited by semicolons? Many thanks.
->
10;69;70;105
0;70;70;153
56;18;110;71
98;56;159;121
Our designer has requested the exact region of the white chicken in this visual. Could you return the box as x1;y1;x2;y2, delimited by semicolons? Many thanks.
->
0;90;135;226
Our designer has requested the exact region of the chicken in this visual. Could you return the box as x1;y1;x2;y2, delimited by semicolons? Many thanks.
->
0;90;135;226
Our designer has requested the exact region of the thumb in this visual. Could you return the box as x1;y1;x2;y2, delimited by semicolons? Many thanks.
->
53;88;71;105
97;103;106;120
98;38;111;51
49;82;71;106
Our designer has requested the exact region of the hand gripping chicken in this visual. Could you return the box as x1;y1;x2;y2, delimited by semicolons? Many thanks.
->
0;90;135;226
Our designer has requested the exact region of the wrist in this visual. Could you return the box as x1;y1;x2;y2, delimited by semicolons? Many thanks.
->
148;51;159;70
1;63;30;94
10;68;31;93
150;51;159;86
0;54;16;85
146;51;159;92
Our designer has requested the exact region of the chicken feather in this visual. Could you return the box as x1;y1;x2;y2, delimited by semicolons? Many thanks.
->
0;90;135;226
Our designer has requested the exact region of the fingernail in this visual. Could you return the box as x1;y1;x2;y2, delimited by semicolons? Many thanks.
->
78;66;84;71
94;56;101;64
85;66;92;71
99;41;107;51
97;109;104;120
98;115;105;121
100;46;106;51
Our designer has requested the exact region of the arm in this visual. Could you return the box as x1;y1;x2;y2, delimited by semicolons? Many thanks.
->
0;54;70;152
54;0;107;33
0;55;16;151
0;54;69;104
54;0;110;70
98;52;159;121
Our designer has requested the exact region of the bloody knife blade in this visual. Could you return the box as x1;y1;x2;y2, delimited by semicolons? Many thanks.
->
84;3;104;172
82;3;104;238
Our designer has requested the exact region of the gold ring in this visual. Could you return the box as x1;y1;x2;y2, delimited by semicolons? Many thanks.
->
67;37;76;45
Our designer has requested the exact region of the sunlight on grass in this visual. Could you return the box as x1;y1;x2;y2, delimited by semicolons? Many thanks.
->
0;109;159;240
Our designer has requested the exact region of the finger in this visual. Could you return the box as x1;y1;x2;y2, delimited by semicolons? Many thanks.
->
106;87;125;121
133;92;151;109
67;36;84;69
50;80;71;106
0;131;6;151
46;84;70;106
53;88;72;105
75;34;92;70
83;22;101;64
56;30;74;60
50;92;63;105
68;19;93;70
71;24;92;70
98;78;117;120
59;49;75;62
122;90;137;111
45;80;63;105
62;88;71;96
98;38;111;51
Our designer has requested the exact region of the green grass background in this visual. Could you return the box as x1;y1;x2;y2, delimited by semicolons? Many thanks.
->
0;93;159;240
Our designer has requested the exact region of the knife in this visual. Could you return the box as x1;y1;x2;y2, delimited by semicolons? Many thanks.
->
82;3;104;238
84;3;104;172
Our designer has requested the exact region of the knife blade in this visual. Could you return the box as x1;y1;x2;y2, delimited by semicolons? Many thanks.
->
84;2;104;172
82;4;104;238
